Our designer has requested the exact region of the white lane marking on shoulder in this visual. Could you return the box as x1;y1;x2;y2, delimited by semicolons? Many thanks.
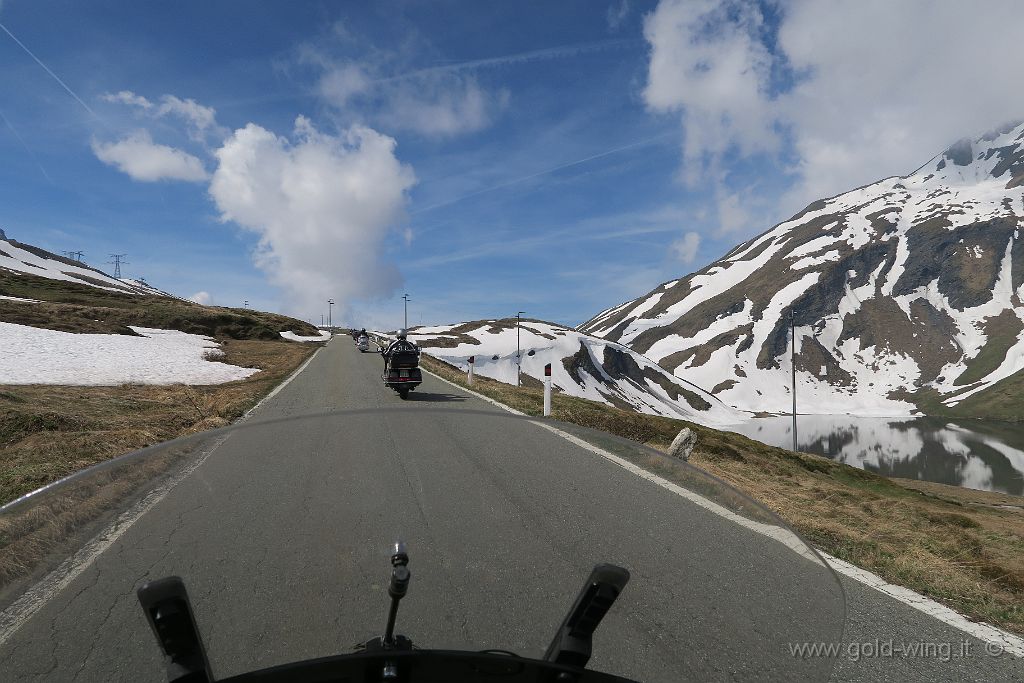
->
422;365;814;554
0;435;228;646
238;339;327;422
421;364;527;416
421;364;1024;658
821;554;1024;658
0;344;326;647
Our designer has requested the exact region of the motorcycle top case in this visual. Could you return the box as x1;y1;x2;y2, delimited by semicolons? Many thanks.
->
389;350;420;369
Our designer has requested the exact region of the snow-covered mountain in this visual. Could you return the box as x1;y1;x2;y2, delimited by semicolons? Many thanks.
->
0;230;173;296
405;319;741;425
581;121;1024;416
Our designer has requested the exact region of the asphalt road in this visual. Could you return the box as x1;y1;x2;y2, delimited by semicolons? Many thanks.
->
0;337;1020;681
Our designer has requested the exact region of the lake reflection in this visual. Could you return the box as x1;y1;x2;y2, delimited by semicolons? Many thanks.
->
725;415;1024;494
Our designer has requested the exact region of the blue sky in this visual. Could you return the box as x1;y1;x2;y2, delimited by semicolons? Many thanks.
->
2;0;1023;329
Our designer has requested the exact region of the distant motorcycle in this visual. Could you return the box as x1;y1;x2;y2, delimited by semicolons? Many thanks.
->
381;343;422;399
356;335;370;352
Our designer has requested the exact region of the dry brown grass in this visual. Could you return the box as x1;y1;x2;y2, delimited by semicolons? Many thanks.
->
0;339;315;506
0;266;323;598
0;268;321;339
0;339;316;600
420;354;1024;634
0;447;181;601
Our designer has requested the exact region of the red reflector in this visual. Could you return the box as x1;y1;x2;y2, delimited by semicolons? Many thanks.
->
544;363;552;377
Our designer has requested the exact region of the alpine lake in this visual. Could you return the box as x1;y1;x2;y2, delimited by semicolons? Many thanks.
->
725;415;1024;495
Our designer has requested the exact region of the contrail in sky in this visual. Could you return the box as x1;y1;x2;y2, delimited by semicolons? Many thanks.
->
0;21;98;119
384;38;631;82
0;108;53;183
212;39;633;110
412;131;675;215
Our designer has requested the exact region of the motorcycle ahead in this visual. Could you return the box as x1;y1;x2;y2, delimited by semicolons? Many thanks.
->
381;344;422;399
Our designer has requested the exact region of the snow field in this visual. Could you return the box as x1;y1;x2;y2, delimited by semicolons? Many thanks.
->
0;322;258;385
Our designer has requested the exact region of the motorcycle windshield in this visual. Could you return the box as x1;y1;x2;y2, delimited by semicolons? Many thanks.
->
0;409;845;681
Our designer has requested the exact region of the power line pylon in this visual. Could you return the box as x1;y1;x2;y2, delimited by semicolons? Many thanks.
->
108;254;128;278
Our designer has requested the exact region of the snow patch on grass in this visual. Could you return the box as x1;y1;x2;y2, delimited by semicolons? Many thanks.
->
0;322;258;385
280;330;331;342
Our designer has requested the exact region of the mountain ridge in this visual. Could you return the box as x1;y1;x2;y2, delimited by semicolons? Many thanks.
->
581;120;1024;418
402;319;741;424
0;233;322;341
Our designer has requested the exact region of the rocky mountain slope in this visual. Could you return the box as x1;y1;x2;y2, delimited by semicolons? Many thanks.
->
404;319;741;424
581;121;1024;417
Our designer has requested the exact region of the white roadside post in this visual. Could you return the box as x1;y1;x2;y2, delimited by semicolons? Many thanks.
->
543;362;552;417
467;355;475;385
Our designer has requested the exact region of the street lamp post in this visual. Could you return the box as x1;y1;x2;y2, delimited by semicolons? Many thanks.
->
516;311;525;387
328;299;335;328
791;309;798;452
402;293;411;329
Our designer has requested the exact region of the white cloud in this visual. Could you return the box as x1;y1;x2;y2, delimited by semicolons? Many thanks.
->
155;95;222;140
644;0;780;185
318;61;506;137
670;231;701;264
306;32;625;140
102;90;153;109
209;117;416;316
189;291;212;305
608;0;632;31
91;130;209;182
301;26;512;139
379;74;503;136
96;87;420;313
776;0;1024;210
715;190;755;235
319;63;373;107
644;0;1024;223
102;90;225;141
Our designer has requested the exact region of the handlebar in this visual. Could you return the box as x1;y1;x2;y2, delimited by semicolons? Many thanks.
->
216;650;638;682
139;547;635;683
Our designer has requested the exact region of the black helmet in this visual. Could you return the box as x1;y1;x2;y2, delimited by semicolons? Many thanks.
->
397;329;408;340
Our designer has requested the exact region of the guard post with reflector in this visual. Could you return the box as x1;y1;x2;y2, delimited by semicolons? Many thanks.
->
543;363;552;417
467;356;475;385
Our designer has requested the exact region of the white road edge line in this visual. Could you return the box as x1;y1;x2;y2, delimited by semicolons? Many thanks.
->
419;362;1024;659
238;339;327;422
0;340;328;648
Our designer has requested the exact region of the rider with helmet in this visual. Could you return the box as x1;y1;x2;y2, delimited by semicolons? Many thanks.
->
383;329;418;359
381;329;422;398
